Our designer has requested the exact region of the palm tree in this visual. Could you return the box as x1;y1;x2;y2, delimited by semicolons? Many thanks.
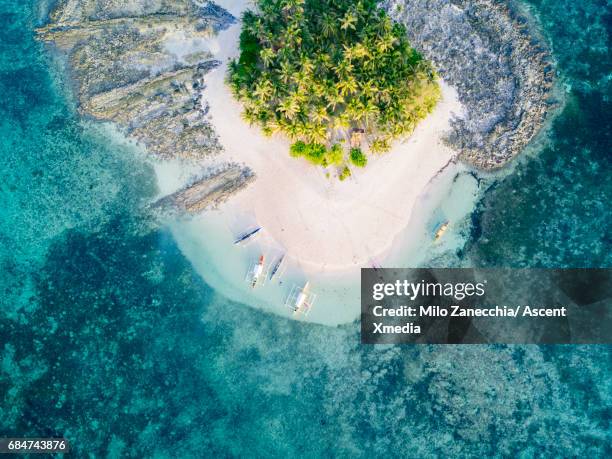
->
311;81;326;98
370;137;391;154
316;52;332;72
266;119;283;136
307;123;328;144
362;102;380;127
346;99;365;122
332;111;351;130
277;60;294;84
278;96;300;120
300;56;315;75
337;76;357;96
241;107;259;125
284;120;301;140
284;23;302;46
360;79;378;98
340;11;358;31
253;80;273;102
282;0;304;14
353;43;370;59
320;14;335;38
342;44;355;61
326;88;344;111
260;48;275;67
334;60;354;79
311;106;329;124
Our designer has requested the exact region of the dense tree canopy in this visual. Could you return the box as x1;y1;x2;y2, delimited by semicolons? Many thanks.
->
228;0;440;171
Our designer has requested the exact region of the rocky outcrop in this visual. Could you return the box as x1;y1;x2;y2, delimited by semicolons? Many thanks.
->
37;0;235;161
382;0;556;169
154;165;256;213
37;0;256;213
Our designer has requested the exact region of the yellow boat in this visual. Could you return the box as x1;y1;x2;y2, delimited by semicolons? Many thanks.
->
434;221;449;241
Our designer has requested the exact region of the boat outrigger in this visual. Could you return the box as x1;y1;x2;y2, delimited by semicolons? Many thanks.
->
433;221;449;241
285;281;316;317
269;254;285;281
234;227;261;245
246;255;265;288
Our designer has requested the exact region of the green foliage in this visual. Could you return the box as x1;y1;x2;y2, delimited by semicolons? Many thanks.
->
290;140;307;157
327;144;344;166
291;141;345;167
370;137;391;154
228;0;441;168
349;148;367;167
305;143;327;165
339;166;352;181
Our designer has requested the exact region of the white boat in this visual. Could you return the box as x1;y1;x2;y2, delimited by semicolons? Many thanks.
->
285;281;316;317
247;255;265;288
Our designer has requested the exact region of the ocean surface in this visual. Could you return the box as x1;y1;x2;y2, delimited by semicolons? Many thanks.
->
1;0;610;457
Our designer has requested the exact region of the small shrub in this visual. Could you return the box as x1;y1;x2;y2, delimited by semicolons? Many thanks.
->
350;148;367;167
292;142;341;167
327;144;344;166
339;166;351;181
304;143;326;165
290;141;307;158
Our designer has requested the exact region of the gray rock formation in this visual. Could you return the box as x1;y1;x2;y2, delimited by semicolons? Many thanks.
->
37;0;235;161
38;0;256;213
154;165;256;213
382;0;556;169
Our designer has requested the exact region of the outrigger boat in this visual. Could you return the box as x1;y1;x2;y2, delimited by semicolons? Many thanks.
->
285;281;316;317
433;221;449;241
234;227;262;245
247;255;265;288
269;254;285;281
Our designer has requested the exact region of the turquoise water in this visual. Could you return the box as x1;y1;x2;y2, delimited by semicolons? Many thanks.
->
1;0;610;457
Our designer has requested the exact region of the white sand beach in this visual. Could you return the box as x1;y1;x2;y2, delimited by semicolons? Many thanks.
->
157;0;479;325
203;0;464;270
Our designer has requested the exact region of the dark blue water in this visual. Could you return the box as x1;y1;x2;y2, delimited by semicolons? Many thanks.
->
1;0;610;457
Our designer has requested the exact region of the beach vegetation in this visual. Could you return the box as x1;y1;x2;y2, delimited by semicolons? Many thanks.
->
339;166;352;181
228;0;440;172
350;148;367;167
290;141;346;167
327;144;344;166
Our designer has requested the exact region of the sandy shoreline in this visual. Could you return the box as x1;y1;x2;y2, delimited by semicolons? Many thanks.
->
202;0;464;273
34;0;553;325
153;0;477;325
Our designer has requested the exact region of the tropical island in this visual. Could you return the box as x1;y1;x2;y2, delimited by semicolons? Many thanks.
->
36;0;556;323
228;0;440;176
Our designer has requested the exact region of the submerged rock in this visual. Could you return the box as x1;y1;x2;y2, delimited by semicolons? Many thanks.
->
382;0;556;169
